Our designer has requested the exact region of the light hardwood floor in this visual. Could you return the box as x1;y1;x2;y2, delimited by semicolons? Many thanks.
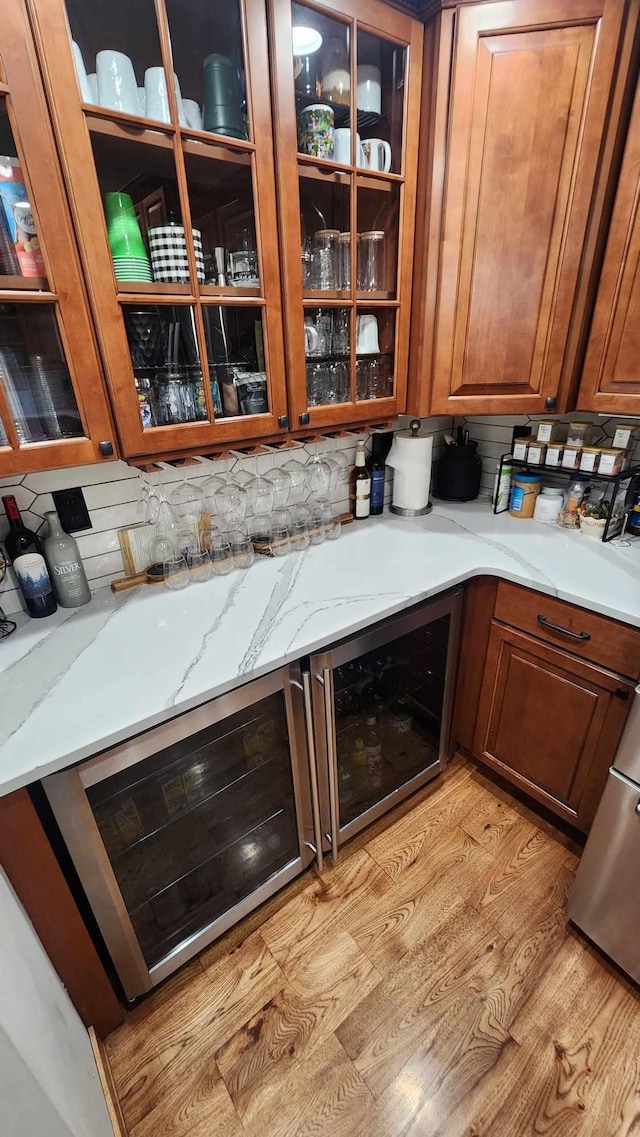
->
105;758;640;1136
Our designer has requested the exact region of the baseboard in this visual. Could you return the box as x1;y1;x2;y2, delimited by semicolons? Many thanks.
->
89;1026;128;1137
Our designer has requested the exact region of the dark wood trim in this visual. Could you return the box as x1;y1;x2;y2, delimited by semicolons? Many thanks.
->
451;575;497;752
0;789;124;1038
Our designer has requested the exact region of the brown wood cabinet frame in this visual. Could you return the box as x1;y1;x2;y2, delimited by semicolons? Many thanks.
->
269;0;423;431
0;0;115;475
29;0;289;459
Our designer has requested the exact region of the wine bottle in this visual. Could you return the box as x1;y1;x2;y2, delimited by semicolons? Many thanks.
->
351;440;371;520
369;434;387;516
43;510;91;608
2;495;57;618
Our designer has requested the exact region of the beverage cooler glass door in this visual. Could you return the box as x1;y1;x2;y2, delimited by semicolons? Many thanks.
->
43;665;317;1000
309;590;462;858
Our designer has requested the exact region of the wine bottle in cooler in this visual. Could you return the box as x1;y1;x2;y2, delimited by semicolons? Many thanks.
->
2;495;57;618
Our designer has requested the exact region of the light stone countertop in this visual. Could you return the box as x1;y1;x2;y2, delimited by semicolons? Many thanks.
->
1;501;639;797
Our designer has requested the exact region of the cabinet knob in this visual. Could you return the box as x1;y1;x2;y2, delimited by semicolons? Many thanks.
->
278;415;289;429
545;397;556;410
615;688;630;700
99;440;114;457
299;412;310;426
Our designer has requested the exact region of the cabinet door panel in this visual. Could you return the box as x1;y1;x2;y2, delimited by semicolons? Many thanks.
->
430;0;625;416
578;82;640;412
474;621;633;832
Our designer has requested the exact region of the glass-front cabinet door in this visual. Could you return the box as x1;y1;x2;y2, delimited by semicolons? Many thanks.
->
270;0;422;429
31;0;288;458
0;1;114;475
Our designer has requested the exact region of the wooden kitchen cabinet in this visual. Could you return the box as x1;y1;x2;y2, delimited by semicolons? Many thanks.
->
409;0;633;419
30;0;289;459
577;78;640;414
474;621;635;833
0;0;115;476
269;0;423;430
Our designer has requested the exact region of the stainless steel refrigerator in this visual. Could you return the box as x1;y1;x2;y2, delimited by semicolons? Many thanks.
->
569;684;640;982
307;588;462;866
43;665;316;1001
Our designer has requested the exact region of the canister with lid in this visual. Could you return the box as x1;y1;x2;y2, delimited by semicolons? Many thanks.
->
567;421;590;448
509;472;542;518
579;447;601;473
533;487;564;524
599;448;627;475
562;446;582;470
546;444;563;467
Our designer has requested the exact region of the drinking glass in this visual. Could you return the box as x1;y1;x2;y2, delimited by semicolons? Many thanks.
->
229;529;255;570
215;482;248;527
249;516;271;554
311;229;339;290
202;473;225;520
325;510;342;540
152;534;175;566
264;466;292;509
163;555;189;590
306;455;332;497
187;549;214;583
356;358;370;400
290;505;311;551
269;509;292;557
358;230;385;291
338;232;351;290
333;309;350;356
307;498;328;545
177;528;200;558
282;458;308;502
209;533;233;575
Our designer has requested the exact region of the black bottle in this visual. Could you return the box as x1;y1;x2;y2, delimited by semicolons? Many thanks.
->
2;495;57;618
369;434;387;515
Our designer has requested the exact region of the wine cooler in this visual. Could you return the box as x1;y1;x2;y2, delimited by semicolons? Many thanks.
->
307;589;462;865
43;666;317;1000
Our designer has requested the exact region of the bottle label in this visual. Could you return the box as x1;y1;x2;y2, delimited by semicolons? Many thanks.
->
370;468;385;508
53;559;87;600
355;478;371;518
13;553;54;599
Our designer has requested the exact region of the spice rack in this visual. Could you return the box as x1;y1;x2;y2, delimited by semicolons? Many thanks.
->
494;453;640;542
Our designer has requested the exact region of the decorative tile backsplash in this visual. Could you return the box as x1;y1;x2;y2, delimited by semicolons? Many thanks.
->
0;416;451;616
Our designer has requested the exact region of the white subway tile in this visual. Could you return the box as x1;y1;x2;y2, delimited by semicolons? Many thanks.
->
83;549;125;581
23;460;137;495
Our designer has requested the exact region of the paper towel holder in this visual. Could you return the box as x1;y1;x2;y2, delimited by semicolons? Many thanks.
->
388;419;433;517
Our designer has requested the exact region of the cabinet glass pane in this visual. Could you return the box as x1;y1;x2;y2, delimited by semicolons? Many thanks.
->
357;31;405;176
292;4;351;157
184;148;258;289
90;132;188;287
202;305;269;418
0;303;83;441
357;181;399;298
356;307;394;401
0;101;47;284
304;306;350;406
123;304;206;428
300;175;350;296
65;0;164;120
335;616;450;827
86;692;299;967
0;418;7;447
165;0;249;139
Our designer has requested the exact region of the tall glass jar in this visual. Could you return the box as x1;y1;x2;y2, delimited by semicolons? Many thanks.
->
312;228;339;290
358;230;385;291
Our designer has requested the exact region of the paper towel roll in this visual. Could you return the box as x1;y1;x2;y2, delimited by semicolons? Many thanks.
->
387;432;433;513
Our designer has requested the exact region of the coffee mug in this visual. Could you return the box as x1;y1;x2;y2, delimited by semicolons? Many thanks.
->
183;99;203;131
144;68;187;125
96;50;141;116
361;138;392;173
357;65;382;114
356;313;379;355
298;103;334;159
71;42;93;104
87;73;98;103
304;324;319;355
333;128;366;167
137;87;147;116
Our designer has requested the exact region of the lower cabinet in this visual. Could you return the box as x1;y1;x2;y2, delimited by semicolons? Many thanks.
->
474;621;634;832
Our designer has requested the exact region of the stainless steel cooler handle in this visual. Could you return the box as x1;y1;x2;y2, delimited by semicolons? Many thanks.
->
322;666;340;864
302;670;324;873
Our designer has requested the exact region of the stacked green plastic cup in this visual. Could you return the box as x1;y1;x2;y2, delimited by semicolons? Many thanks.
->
105;192;152;280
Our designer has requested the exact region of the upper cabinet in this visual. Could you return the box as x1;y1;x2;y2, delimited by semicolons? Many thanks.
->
30;0;288;459
577;80;640;414
0;0;114;476
269;0;423;430
410;0;631;418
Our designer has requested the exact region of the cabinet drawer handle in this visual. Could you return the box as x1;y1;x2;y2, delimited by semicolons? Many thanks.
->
537;614;591;641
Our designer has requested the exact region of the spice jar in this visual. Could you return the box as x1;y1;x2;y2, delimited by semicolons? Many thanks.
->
612;423;637;450
562;446;582;470
598;448;627;475
358;230;385;291
567;421;590;448
545;443;563;467
527;440;547;465
513;436;532;461
509;472;541;518
579;447;601;473
536;421;557;443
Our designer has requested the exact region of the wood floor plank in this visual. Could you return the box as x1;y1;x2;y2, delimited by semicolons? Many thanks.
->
216;931;380;1125
104;759;640;1137
259;848;392;978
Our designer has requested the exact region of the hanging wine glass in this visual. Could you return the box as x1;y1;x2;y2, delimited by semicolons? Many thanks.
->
215;481;248;529
306;454;331;498
246;456;276;516
170;472;205;545
264;457;292;510
282;456;308;503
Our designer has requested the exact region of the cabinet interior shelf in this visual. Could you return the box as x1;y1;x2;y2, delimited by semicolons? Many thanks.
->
297;156;402;187
505;454;640;482
84;106;254;156
0;275;49;292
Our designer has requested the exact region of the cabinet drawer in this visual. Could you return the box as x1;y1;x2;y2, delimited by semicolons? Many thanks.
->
494;581;640;679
